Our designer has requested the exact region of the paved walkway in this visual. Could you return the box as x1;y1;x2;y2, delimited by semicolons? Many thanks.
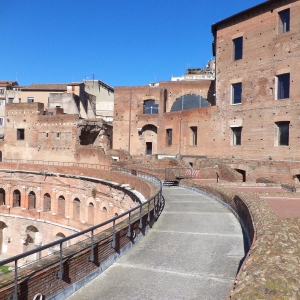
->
67;187;244;300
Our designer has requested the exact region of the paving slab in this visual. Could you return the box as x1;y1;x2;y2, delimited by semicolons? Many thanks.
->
67;187;244;300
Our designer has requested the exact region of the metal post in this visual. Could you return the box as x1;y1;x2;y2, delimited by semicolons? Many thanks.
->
147;202;150;222
111;220;116;248
13;260;18;300
153;196;157;219
89;229;94;262
126;212;131;237
56;242;63;279
138;206;143;229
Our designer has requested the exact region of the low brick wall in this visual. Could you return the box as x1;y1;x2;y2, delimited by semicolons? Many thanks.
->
181;179;300;299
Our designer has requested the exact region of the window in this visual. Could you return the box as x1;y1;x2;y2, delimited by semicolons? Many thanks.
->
276;121;289;146
233;37;243;60
0;118;4;126
231;82;242;104
190;126;197;146
0;100;5;107
231;127;242;145
0;89;4;94
277;73;290;99
8;98;13;103
27;97;34;103
17;129;25;140
166;129;172;146
56;132;60;138
143;100;158;114
278;9;290;33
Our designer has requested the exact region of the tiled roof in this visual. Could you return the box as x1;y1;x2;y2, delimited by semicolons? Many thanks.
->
22;83;68;91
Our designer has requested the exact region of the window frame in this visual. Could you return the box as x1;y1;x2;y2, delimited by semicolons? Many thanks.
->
166;129;172;146
275;121;289;146
0;89;4;94
17;129;25;140
0;100;5;107
233;37;243;61
231;126;242;146
27;97;34;103
276;73;290;100
190;126;198;146
278;9;290;34
231;82;242;105
0;118;4;126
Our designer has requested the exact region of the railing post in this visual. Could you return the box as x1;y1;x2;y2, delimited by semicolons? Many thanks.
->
153;196;157;219
12;259;18;300
89;229;95;262
138;206;143;229
147;202;150;222
126;212;131;237
111;220;116;248
56;242;63;279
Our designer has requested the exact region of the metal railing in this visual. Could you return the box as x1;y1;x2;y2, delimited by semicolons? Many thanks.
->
0;162;162;300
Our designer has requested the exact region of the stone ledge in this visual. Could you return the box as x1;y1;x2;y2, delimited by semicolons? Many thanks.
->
181;179;300;299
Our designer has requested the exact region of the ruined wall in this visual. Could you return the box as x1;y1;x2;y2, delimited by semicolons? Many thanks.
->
2;103;111;165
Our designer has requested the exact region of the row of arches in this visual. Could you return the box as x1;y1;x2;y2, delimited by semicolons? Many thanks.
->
0;188;121;226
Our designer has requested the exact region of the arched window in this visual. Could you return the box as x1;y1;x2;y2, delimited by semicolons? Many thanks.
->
143;99;158;114
43;193;51;212
88;202;94;225
28;191;36;209
170;94;210;112
54;232;67;249
57;196;65;216
73;198;80;221
0;188;5;206
13;190;21;207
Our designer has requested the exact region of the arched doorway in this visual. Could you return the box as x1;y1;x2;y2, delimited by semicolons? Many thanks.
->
28;191;36;209
140;124;158;155
57;196;65;216
0;221;7;254
43;193;51;212
13;190;21;207
73;198;80;221
235;169;246;182
0;188;5;206
24;225;40;261
54;232;67;250
88;202;94;225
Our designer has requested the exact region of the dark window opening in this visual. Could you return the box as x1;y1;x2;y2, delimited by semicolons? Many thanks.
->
17;129;25;140
170;94;210;112
233;37;243;60
146;142;152;155
232;127;242;145
277;73;290;99
143;99;158;114
276;121;289;146
166;129;172;146
232;83;242;104
235;169;246;182
191;127;197;146
279;9;290;33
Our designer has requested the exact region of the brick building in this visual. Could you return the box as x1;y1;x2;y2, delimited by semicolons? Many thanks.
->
113;80;215;156
0;103;112;164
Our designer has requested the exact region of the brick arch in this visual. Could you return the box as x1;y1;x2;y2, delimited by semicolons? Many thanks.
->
86;197;95;225
56;190;68;216
72;196;81;221
99;200;109;212
0;188;6;206
40;189;55;212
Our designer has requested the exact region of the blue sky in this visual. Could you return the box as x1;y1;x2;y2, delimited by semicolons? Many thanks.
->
1;0;263;87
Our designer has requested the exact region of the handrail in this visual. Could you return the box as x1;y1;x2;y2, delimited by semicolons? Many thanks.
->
0;161;162;300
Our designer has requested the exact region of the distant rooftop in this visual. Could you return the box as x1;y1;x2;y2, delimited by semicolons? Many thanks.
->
21;83;68;91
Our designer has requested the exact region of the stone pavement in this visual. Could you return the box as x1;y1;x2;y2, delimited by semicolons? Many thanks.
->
66;187;244;300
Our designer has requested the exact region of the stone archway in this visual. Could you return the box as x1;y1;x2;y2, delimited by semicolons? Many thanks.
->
73;198;81;221
57;195;65;216
28;191;36;209
23;225;40;261
13;189;21;207
0;188;5;206
140;124;158;155
0;221;7;254
43;193;51;212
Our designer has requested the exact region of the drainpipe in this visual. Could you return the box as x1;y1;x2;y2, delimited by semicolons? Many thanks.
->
128;93;132;154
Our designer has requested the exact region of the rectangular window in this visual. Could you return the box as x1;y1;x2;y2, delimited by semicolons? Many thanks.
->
146;142;152;155
190;126;197;146
8;98;14;103
17;129;25;140
277;73;290;99
276;121;289;146
0;118;4;126
166;129;172;146
27;97;34;103
56;132;60;139
278;9;290;33
231;127;242;145
0;100;5;107
232;82;242;104
0;89;4;94
233;37;243;60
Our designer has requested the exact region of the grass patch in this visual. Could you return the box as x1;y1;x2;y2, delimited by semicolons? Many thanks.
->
0;266;11;274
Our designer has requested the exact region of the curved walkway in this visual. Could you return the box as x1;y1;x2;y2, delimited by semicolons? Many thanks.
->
67;186;245;300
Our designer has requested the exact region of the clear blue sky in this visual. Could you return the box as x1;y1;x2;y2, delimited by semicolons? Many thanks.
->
1;0;263;87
